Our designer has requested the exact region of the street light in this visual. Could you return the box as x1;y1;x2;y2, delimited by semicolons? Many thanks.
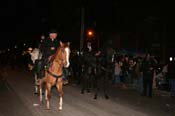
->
86;29;95;38
88;30;93;36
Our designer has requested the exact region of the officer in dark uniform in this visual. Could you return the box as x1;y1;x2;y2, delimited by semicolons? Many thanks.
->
101;39;115;99
40;29;60;72
141;53;155;97
167;60;175;98
81;42;96;93
33;34;46;79
33;30;60;94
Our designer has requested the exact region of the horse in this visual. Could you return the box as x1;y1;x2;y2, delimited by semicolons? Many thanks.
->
80;50;97;94
28;48;43;94
39;41;70;110
93;47;116;99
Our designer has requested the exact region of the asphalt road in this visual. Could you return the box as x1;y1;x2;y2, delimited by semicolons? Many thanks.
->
0;81;34;116
0;67;175;116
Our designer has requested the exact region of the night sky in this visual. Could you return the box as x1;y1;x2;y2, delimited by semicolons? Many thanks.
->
0;0;173;50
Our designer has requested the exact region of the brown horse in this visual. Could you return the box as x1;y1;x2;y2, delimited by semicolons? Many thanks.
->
39;41;70;110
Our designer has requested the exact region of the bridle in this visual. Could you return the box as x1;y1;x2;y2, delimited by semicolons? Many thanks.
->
57;46;68;67
47;46;70;79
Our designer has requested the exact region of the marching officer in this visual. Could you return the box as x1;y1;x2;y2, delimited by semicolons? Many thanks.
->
81;42;96;93
141;53;155;97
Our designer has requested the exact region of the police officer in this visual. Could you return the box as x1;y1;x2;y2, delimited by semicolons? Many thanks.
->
167;60;175;98
33;34;46;79
40;29;60;71
81;42;96;93
40;29;71;85
32;30;60;94
141;53;155;97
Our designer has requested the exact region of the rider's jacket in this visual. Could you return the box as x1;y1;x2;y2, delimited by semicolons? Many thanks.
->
40;37;59;59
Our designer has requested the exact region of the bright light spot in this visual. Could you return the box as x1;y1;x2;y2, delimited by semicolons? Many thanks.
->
23;43;26;46
88;31;93;36
169;57;173;61
28;47;33;51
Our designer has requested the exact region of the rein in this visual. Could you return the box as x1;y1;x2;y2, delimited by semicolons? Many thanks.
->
47;70;63;78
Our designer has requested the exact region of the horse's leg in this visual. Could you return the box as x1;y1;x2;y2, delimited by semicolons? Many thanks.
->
94;77;97;99
46;82;52;110
87;74;91;93
81;73;85;94
34;73;39;94
40;71;47;102
94;73;99;99
56;78;63;111
87;67;92;93
39;79;43;102
45;88;48;101
104;72;109;99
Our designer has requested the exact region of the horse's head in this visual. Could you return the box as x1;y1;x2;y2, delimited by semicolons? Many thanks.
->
28;48;41;64
57;41;71;68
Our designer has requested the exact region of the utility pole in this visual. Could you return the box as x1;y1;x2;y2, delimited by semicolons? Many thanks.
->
80;5;85;51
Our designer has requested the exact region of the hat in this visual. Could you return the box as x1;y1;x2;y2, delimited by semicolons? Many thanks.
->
49;28;58;34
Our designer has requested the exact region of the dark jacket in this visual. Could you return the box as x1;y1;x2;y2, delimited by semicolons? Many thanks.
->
141;59;155;76
40;37;60;59
167;61;175;79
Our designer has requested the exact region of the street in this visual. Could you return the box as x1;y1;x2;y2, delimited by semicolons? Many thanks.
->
0;67;175;116
0;72;34;116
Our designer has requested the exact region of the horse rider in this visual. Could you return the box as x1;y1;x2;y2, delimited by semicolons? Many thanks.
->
27;47;34;71
40;29;60;72
33;34;46;91
39;29;69;85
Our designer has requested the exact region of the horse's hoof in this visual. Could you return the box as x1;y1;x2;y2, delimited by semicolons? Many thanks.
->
94;95;97;100
87;90;90;93
59;107;62;111
81;91;84;94
46;108;50;110
105;94;109;99
34;92;39;95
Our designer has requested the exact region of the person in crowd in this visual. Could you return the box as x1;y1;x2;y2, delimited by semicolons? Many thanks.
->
167;60;175;98
141;53;155;97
